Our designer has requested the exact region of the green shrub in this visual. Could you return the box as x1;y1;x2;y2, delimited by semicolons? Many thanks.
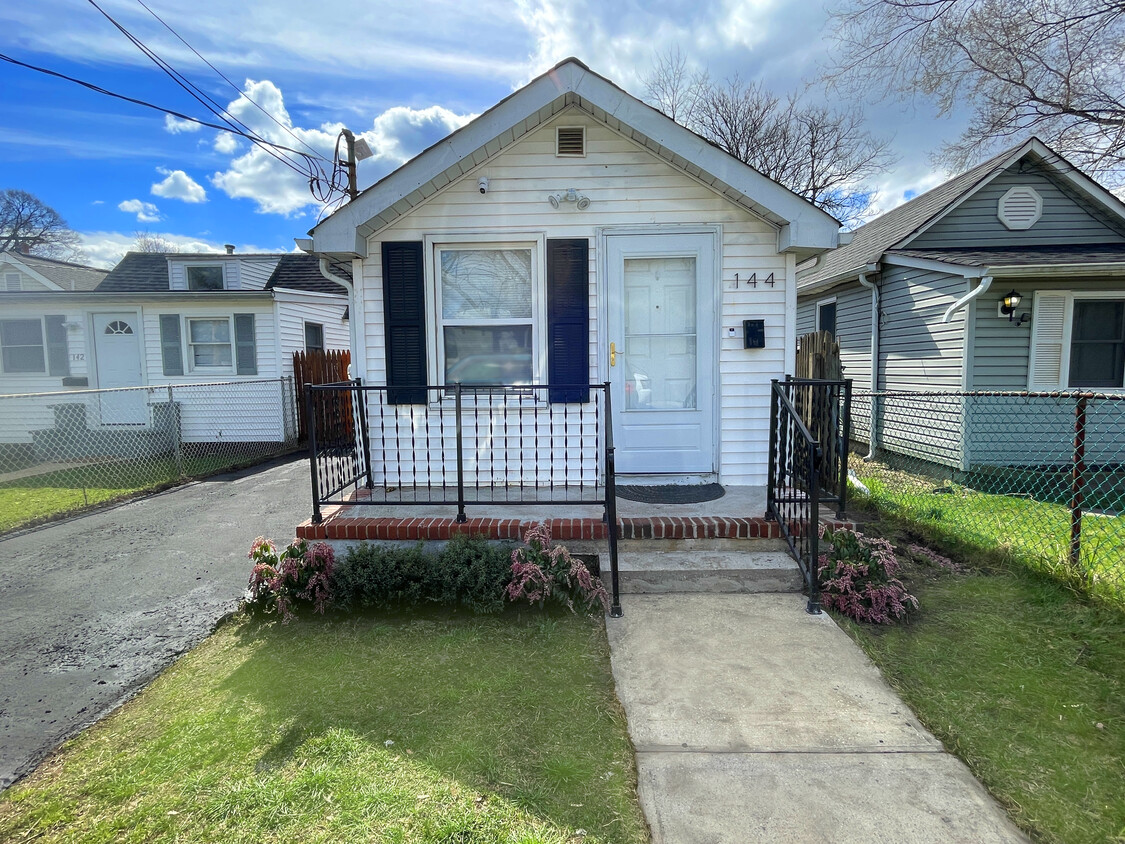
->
333;533;513;614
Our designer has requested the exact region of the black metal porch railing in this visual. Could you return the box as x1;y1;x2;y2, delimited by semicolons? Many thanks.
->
767;377;852;614
305;380;622;617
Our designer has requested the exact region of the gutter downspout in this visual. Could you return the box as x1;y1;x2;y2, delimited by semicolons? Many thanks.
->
942;275;992;324
857;272;879;460
319;258;363;380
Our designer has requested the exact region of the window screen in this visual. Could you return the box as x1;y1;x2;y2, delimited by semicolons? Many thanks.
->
1069;300;1125;387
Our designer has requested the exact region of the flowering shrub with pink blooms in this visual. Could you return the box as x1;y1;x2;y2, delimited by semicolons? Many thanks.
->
817;527;918;624
506;523;610;615
246;536;335;623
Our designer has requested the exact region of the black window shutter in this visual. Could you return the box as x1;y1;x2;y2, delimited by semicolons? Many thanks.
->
159;314;184;376
547;238;590;402
45;315;69;376
234;313;257;375
382;241;427;404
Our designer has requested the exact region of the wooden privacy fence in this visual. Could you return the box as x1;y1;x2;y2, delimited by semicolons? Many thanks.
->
293;349;352;441
794;331;849;504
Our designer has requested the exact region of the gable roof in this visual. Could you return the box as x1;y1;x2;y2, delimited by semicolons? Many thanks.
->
1;251;107;291
264;254;350;295
310;58;839;259
799;138;1125;290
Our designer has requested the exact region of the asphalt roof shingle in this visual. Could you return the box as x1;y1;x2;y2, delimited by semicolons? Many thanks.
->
264;254;350;294
95;252;172;292
3;251;108;291
889;244;1125;268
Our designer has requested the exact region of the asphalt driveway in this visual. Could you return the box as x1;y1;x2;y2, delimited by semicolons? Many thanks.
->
0;455;312;790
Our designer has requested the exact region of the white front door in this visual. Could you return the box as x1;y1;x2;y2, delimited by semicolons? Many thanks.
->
92;313;146;424
606;232;717;474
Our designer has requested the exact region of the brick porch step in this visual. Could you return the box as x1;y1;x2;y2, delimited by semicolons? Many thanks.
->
296;513;782;543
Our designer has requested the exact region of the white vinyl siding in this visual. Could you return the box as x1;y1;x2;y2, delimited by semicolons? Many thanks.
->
359;111;789;486
274;293;350;376
140;302;277;384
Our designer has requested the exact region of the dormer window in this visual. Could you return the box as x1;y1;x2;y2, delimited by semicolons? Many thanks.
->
186;265;224;291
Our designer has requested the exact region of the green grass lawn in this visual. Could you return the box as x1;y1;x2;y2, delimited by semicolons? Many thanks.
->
0;611;648;844
0;453;279;533
838;538;1125;844
855;466;1125;608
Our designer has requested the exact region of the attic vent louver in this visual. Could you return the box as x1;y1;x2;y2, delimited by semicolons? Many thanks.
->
556;126;585;157
998;186;1042;230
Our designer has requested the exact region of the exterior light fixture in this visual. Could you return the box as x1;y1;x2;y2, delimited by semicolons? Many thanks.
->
1000;289;1023;321
546;188;591;210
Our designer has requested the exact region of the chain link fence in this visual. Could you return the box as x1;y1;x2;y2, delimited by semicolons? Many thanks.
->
849;390;1125;607
0;377;297;532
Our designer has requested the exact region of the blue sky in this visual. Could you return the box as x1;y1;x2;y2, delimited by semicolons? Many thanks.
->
0;0;965;268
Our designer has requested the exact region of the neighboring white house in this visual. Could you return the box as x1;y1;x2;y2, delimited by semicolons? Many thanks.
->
1;249;108;293
305;57;840;487
0;251;350;446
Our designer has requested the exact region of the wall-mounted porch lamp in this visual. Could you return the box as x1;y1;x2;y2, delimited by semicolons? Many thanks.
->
547;188;591;210
1000;289;1023;321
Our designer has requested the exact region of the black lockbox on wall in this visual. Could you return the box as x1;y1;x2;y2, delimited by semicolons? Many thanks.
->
743;319;765;349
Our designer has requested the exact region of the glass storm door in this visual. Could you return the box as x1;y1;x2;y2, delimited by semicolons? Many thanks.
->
606;233;716;474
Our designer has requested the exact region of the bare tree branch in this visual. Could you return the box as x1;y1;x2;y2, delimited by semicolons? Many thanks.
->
0;189;85;262
826;0;1125;181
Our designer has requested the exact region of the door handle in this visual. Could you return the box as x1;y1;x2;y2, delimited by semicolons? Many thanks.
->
610;342;616;367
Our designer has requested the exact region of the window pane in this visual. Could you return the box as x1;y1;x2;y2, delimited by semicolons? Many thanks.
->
189;319;230;343
444;325;533;384
440;249;532;319
187;265;224;291
2;346;45;373
1070;301;1125;387
1;319;44;346
305;323;324;351
819;302;837;336
193;344;233;367
1073;301;1124;342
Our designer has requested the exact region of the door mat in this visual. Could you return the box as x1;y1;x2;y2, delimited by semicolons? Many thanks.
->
615;483;725;504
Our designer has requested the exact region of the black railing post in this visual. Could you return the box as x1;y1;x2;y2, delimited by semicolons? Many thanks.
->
454;382;467;523
603;382;622;617
354;378;374;489
306;383;322;524
767;380;779;516
807;442;822;615
838;379;853;518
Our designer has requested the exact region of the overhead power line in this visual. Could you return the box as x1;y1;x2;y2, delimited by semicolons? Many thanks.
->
0;52;324;162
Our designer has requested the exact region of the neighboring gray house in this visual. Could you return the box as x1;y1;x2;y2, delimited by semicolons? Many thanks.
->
797;138;1125;469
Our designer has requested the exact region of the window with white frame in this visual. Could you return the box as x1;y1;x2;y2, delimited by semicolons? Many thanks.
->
304;322;324;351
187;317;233;369
1069;298;1124;387
433;243;540;385
186;264;224;291
816;297;837;337
0;319;45;372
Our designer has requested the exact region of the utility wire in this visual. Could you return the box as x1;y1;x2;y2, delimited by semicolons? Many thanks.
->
0;52;331;163
84;0;318;183
133;0;331;166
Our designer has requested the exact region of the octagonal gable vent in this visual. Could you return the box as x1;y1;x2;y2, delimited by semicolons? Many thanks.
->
998;185;1042;230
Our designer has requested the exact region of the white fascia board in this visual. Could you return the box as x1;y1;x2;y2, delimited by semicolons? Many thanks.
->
269;287;350;302
883;253;983;277
796;262;880;297
311;60;839;256
1024;138;1125;226
988;262;1125;278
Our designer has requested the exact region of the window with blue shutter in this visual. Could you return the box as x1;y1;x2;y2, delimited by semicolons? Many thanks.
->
382;241;427;404
546;238;590;402
158;314;184;376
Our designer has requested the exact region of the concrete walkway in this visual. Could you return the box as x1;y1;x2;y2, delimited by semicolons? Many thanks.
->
607;592;1029;843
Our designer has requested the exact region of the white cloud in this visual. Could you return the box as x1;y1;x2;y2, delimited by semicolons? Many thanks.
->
164;114;203;134
214;133;239;154
118;199;161;223
207;79;474;216
151;168;207;203
78;230;289;269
